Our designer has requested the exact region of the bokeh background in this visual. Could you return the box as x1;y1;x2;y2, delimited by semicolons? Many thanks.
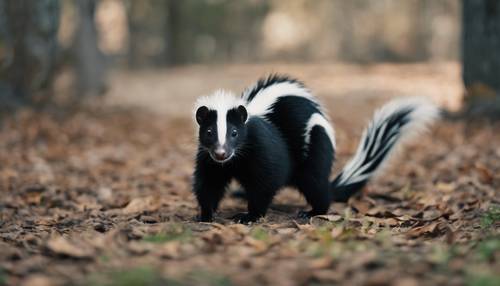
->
0;0;494;113
2;0;499;118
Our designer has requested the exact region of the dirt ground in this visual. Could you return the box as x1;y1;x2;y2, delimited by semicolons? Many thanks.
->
1;63;499;286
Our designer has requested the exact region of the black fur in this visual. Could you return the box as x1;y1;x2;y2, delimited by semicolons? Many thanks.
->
330;107;414;202
193;74;435;223
196;106;247;163
194;116;291;223
243;74;306;102
194;75;334;223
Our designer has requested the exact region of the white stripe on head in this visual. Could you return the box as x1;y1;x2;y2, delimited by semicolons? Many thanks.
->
245;81;317;117
217;108;227;145
304;113;336;152
194;89;245;145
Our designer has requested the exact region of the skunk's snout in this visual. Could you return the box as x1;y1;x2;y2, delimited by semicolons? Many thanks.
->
214;148;227;160
210;145;233;163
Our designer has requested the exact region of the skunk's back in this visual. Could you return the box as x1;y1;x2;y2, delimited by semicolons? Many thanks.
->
242;75;335;161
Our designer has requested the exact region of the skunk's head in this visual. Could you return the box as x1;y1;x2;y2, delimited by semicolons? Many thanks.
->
194;90;248;163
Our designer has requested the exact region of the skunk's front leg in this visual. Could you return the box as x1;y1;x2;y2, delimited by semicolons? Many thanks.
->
232;186;275;224
194;180;227;222
193;160;231;222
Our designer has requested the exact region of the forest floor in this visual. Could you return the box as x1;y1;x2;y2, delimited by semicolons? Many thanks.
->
1;63;499;286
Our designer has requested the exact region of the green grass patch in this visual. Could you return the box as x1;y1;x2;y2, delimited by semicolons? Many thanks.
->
99;254;110;263
185;270;232;286
481;206;500;229
250;226;269;241
313;227;334;244
142;224;192;243
0;268;6;286
86;267;231;286
466;273;500;286
87;267;170;286
428;244;456;268
476;237;500;261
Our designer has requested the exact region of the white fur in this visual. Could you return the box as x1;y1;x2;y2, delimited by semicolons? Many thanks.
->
194;90;245;145
304;113;336;152
243;80;336;152
337;97;440;185
244;81;318;117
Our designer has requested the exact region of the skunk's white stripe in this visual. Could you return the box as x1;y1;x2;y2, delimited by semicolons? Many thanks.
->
245;81;317;117
336;97;439;186
217;110;227;145
370;121;387;157
194;89;244;116
304;113;336;152
194;90;245;145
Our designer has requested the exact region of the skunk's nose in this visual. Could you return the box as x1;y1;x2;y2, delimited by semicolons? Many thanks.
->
214;149;227;160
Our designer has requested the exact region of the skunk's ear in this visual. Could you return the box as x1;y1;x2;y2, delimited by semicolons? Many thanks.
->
237;105;248;123
196;106;209;125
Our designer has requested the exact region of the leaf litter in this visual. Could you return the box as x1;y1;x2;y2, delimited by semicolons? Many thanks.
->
0;102;499;286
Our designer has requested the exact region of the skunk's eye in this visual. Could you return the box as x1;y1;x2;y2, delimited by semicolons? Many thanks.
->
206;129;213;137
231;129;238;138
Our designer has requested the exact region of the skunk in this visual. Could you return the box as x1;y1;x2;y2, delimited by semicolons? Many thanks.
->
193;75;439;223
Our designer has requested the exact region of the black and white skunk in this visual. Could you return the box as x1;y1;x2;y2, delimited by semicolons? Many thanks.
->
193;75;439;223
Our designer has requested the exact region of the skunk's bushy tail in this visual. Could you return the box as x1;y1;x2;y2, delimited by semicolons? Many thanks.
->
331;98;439;202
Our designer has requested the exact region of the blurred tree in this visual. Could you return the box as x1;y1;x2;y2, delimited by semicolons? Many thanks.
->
0;0;60;107
73;0;107;97
164;0;183;65
462;0;500;118
124;0;269;67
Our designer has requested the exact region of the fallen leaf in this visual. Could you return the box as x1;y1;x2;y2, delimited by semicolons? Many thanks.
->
46;236;94;259
158;242;181;259
21;275;54;286
331;226;344;239
405;222;443;238
122;196;159;214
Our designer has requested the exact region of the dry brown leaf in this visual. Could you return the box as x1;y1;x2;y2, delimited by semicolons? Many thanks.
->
350;199;372;214
276;228;297;235
121;196;159;214
127;241;152;256
20;275;55;286
380;218;400;227
435;181;456;193
475;163;494;184
158;242;181;259
349;250;377;268
405;222;443;238
312;214;343;223
310;257;333;269
244;237;268;254
46;236;95;259
331;226;344;239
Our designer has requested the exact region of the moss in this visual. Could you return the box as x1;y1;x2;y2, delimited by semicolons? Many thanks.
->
87;267;169;286
0;268;6;286
466;274;500;286
250;226;269;241
481;206;500;229
476;237;500;261
142;224;192;243
86;267;232;286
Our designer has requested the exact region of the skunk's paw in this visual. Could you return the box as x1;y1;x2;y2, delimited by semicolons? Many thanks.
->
231;213;260;224
195;214;213;223
297;210;314;219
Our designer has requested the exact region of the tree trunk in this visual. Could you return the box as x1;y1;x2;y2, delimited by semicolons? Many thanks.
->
462;0;500;118
73;0;107;97
0;0;60;107
164;0;184;65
